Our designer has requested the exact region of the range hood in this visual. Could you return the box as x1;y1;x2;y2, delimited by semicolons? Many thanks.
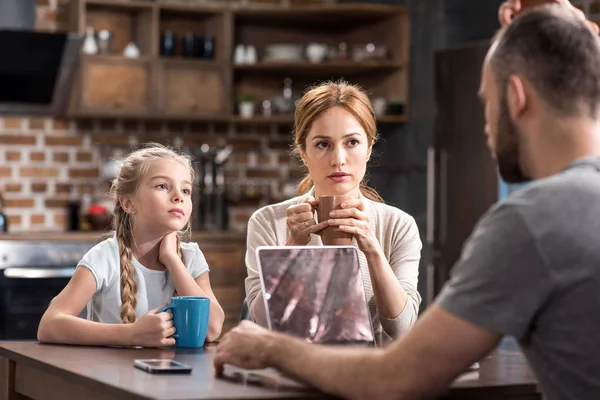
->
0;0;83;116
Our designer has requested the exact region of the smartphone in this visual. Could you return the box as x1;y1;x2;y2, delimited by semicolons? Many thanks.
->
133;359;193;374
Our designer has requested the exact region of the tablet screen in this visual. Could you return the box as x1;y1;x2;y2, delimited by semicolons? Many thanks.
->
257;246;375;346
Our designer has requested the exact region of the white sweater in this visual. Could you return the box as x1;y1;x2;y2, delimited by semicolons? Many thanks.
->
244;191;422;340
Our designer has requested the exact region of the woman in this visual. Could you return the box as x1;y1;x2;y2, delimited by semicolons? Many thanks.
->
244;81;422;340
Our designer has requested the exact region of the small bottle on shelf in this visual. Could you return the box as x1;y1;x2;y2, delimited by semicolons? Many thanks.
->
0;191;8;233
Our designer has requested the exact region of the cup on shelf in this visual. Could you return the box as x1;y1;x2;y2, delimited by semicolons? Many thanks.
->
182;32;200;58
200;36;215;59
372;97;387;117
123;42;140;58
96;30;112;54
160;30;176;57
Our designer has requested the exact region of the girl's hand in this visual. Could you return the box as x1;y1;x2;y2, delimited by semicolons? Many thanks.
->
130;306;176;347
285;196;329;246
326;198;381;255
159;232;180;268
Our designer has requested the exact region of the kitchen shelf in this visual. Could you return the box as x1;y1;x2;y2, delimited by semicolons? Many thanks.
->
230;115;294;124
159;2;226;15
66;0;410;124
378;115;407;123
230;115;407;124
84;0;155;11
158;57;222;67
233;3;407;27
234;61;404;75
82;53;153;63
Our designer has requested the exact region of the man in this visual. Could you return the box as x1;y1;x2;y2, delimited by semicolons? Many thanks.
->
214;3;600;399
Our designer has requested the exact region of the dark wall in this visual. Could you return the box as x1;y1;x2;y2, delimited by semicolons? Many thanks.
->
0;0;35;30
342;0;503;310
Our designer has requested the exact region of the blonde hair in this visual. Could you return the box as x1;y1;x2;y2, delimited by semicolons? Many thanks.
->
110;143;194;324
292;80;383;202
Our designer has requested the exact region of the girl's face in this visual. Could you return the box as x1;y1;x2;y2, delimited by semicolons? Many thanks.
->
300;107;372;198
128;158;193;234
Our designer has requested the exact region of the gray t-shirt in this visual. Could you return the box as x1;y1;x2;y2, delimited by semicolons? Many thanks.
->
437;156;600;400
78;236;209;323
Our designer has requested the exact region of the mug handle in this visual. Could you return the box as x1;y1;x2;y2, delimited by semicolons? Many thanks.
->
158;304;179;340
158;304;175;313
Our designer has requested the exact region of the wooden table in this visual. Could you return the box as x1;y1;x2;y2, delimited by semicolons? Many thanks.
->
0;339;540;400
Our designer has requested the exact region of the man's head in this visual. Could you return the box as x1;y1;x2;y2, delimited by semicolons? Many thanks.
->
480;4;600;183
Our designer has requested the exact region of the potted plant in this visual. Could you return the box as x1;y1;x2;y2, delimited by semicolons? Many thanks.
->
387;96;405;116
237;94;256;118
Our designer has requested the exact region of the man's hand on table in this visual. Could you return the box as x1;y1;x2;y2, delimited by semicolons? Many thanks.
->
214;320;274;376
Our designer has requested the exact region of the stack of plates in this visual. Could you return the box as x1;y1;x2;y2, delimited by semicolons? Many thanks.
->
263;44;304;62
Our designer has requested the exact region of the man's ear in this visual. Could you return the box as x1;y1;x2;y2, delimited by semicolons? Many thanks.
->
506;75;527;120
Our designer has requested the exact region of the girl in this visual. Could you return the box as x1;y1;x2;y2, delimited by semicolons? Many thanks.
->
38;144;225;347
244;81;422;341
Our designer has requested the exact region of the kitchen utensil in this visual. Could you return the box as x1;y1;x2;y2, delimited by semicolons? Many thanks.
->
97;30;112;54
305;43;328;63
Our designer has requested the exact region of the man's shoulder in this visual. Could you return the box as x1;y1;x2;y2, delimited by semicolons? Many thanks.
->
503;165;600;214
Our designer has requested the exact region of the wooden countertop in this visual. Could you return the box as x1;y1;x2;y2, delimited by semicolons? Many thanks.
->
0;231;246;242
0;339;540;400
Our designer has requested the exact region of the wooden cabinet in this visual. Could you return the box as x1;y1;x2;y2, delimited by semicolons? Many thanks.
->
75;56;153;116
158;61;229;118
64;0;410;124
192;233;247;335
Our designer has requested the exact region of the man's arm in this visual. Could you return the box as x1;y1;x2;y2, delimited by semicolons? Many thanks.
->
265;305;500;400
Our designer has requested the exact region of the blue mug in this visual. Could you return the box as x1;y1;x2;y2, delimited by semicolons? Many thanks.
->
158;296;210;348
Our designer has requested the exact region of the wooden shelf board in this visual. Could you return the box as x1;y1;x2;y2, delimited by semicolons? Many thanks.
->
70;111;230;121
82;53;153;63
230;115;294;124
158;57;222;67
158;2;226;15
234;61;404;74
378;115;406;123
233;3;407;18
85;0;155;11
229;114;406;124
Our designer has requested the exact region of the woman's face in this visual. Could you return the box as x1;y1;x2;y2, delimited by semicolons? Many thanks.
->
300;107;372;197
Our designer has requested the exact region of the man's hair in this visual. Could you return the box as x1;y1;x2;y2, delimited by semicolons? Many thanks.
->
491;4;600;118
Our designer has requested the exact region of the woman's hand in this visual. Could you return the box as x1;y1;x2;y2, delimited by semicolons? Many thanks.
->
286;196;329;246
327;198;381;256
159;231;180;268
129;306;176;347
499;0;599;32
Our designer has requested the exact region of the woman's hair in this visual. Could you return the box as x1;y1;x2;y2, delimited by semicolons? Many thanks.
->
110;143;194;324
292;80;383;202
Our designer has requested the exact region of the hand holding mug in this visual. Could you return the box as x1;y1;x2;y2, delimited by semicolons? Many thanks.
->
130;306;176;347
285;196;328;246
325;197;381;255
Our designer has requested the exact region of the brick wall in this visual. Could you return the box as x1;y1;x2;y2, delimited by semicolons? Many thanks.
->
0;0;303;233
